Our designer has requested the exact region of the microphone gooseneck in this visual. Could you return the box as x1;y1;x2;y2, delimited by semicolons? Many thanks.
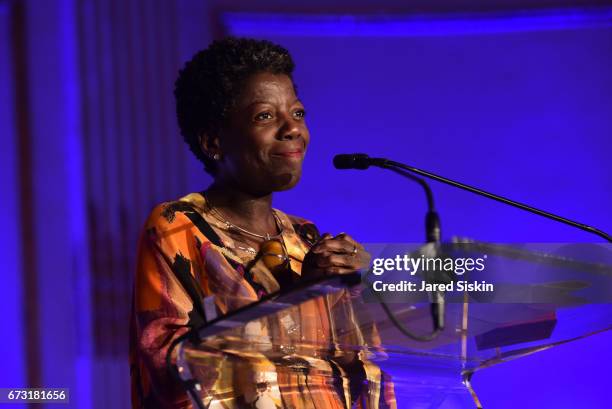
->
333;153;612;243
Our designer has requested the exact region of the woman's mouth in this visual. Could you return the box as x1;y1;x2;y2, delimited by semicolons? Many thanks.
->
271;150;304;159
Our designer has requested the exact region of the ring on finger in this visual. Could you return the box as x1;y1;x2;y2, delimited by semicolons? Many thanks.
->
351;245;358;256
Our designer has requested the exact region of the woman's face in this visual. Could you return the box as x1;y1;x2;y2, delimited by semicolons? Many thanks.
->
212;72;310;195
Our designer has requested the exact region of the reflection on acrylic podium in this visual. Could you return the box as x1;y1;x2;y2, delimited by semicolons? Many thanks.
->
173;242;612;408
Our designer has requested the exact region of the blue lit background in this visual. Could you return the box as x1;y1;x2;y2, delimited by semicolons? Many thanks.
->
2;1;611;407
237;11;612;409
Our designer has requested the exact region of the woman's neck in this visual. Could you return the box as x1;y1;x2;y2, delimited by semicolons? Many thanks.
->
204;183;277;234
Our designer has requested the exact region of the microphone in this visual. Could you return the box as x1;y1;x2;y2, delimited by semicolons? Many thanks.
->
333;153;612;243
333;153;384;170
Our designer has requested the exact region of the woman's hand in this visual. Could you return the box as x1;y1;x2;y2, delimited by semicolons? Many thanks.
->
301;233;371;278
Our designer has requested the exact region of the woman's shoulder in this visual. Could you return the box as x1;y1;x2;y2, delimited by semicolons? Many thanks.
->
283;212;311;226
275;210;321;246
272;208;314;228
143;193;206;231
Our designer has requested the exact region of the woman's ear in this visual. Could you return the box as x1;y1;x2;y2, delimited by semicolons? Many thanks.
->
199;132;221;161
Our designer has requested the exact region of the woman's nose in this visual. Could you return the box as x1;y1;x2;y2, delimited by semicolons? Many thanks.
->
277;116;302;141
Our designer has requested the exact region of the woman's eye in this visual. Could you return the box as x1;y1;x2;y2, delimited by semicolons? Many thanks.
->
293;109;306;119
255;112;273;121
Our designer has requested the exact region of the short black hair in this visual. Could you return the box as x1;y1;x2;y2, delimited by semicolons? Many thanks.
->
174;37;295;174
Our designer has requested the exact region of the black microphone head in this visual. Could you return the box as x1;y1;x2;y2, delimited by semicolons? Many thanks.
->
333;153;371;170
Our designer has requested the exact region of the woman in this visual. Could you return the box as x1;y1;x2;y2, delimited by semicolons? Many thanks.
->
130;37;394;408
